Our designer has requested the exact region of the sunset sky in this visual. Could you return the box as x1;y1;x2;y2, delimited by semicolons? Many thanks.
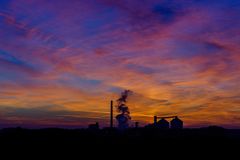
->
0;0;240;128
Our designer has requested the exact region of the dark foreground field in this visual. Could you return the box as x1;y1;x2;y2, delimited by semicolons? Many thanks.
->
1;126;240;157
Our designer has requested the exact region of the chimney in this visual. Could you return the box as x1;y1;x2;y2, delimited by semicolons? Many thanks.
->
110;100;113;128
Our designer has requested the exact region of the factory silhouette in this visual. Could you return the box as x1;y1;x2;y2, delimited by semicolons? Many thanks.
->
1;90;240;155
89;90;184;130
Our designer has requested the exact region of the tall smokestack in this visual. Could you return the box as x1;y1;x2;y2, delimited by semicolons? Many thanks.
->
110;100;113;128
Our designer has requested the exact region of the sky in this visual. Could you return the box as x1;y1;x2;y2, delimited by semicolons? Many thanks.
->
0;0;240;128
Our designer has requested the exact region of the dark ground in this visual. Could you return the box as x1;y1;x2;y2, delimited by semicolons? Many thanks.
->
1;126;239;157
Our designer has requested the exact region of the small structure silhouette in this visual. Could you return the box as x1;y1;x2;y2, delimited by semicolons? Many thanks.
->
157;118;170;129
88;122;99;130
153;116;183;129
170;116;183;129
135;122;139;128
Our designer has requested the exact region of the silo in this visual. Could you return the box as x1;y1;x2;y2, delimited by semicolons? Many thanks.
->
157;118;169;129
170;116;183;129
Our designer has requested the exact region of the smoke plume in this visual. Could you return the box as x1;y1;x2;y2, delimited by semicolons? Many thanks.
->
116;90;132;129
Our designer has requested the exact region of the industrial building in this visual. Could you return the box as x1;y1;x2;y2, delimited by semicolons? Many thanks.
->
157;118;170;129
170;117;183;129
108;99;184;129
153;116;183;129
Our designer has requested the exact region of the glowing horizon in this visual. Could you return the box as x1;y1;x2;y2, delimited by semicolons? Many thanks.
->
0;0;240;128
